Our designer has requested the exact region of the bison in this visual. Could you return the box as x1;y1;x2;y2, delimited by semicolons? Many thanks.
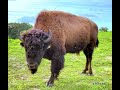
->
20;10;99;86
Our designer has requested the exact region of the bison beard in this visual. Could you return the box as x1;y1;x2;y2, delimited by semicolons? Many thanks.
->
30;69;37;74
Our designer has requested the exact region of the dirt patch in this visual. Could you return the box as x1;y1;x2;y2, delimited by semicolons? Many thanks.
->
105;56;112;60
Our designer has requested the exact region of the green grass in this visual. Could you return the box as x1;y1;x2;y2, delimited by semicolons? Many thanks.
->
8;32;112;90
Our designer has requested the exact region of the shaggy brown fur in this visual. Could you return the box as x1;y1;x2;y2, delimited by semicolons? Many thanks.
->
21;10;99;86
34;10;98;53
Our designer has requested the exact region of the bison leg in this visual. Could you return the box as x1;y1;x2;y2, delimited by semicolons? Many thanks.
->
83;44;94;75
47;54;64;86
82;51;89;74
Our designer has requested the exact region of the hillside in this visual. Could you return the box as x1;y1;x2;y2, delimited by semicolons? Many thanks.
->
8;32;112;90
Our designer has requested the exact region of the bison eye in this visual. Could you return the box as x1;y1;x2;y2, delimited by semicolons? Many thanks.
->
27;54;36;58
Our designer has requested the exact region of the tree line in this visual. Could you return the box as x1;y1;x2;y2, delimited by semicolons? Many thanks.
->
8;22;108;39
8;23;32;39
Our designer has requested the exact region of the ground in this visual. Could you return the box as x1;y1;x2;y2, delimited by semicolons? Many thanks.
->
8;32;112;90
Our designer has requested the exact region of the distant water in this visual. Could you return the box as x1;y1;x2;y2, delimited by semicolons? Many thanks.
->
8;0;112;31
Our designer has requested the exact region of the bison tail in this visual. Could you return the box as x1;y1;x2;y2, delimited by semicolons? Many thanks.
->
96;38;99;47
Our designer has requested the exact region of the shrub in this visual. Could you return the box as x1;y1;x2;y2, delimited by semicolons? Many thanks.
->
8;22;33;39
99;27;108;32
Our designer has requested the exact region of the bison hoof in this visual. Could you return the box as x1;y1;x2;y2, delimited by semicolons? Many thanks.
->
81;71;87;74
46;82;54;87
87;73;94;76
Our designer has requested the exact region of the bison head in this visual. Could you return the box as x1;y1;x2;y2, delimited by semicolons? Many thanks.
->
20;29;52;74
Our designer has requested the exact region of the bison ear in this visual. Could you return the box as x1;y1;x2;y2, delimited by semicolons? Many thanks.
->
20;42;24;47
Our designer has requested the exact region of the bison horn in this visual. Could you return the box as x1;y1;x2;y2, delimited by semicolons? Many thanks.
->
44;29;52;43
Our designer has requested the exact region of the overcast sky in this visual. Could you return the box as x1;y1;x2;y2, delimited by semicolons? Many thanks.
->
8;0;112;30
8;0;112;12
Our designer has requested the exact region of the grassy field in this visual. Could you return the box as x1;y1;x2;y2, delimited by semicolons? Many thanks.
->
8;32;112;90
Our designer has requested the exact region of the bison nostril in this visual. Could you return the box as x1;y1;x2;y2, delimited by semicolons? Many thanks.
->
29;65;34;68
27;63;38;69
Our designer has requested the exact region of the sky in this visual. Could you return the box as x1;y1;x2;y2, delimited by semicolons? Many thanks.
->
8;0;112;30
8;0;112;12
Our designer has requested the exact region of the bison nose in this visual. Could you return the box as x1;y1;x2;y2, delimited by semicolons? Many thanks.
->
27;63;38;69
